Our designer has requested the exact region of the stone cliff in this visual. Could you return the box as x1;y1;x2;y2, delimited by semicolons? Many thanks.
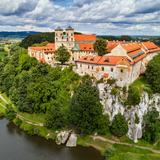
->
98;83;160;143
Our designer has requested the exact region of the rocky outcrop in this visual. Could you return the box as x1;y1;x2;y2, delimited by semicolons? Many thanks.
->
56;131;77;147
98;83;160;143
66;133;77;147
56;131;71;145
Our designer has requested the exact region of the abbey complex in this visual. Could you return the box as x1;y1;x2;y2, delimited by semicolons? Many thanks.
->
28;26;160;87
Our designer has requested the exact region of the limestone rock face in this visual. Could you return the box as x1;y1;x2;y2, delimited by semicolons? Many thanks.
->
98;83;160;143
66;133;77;147
56;131;70;145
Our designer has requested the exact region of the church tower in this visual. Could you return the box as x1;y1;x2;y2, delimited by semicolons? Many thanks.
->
55;26;75;50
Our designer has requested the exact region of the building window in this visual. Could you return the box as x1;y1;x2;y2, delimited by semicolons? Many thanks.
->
80;64;82;67
102;67;104;71
92;66;93;70
120;69;123;73
111;68;113;72
88;65;89;69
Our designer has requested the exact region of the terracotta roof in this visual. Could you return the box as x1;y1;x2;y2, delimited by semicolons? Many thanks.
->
142;41;160;53
121;43;142;53
79;43;94;51
76;56;130;65
29;43;55;53
107;41;125;52
142;41;159;50
74;34;96;42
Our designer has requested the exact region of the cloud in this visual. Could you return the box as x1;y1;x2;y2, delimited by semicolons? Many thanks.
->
0;0;159;35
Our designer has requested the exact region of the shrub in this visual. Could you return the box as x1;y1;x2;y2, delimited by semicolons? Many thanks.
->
107;78;116;86
127;86;141;106
110;113;128;137
5;105;16;121
14;118;22;127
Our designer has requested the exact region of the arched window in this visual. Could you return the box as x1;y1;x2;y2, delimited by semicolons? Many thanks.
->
111;68;113;72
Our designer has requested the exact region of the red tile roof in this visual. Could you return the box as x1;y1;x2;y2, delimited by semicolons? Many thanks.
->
79;43;94;51
74;34;96;42
142;41;159;50
121;43;142;53
76;56;130;66
142;41;160;53
29;43;55;54
107;41;125;52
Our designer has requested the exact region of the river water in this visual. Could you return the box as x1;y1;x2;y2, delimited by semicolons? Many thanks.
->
0;119;103;160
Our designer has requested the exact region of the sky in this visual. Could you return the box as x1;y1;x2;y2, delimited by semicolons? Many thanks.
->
0;0;159;35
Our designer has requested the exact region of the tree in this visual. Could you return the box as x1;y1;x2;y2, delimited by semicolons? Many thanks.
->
20;32;55;49
55;46;71;65
120;35;132;41
69;77;109;134
5;105;16;121
110;113;128;137
126;86;141;106
45;101;66;129
143;108;160;143
145;54;160;93
93;39;107;56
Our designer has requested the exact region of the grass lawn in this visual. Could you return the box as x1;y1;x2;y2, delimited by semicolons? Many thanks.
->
107;144;160;160
19;112;46;123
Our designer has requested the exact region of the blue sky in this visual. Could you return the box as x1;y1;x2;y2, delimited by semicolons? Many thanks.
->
0;0;159;35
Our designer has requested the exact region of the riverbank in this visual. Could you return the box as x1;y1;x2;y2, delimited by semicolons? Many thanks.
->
1;93;160;160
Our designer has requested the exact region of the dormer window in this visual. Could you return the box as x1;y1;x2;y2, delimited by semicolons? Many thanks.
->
104;58;109;62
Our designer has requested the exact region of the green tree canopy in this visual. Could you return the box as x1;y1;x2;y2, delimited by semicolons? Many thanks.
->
93;39;107;56
55;46;71;65
126;86;141;106
20;32;55;49
45;101;66;129
145;54;160;93
69;77;109;134
143;108;160;143
110;113;128;137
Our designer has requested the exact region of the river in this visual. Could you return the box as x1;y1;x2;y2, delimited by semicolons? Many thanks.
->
0;118;104;160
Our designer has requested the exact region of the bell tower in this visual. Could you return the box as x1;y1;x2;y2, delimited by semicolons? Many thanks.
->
55;26;63;50
55;26;75;50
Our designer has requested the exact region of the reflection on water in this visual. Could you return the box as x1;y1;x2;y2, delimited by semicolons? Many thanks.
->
0;119;103;160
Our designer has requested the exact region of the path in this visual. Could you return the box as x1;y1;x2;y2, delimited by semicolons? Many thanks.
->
1;93;160;154
91;135;160;154
0;94;44;127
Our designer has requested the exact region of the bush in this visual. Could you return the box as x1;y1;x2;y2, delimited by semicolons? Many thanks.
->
126;86;141;106
111;87;120;95
14;118;22;127
104;147;116;160
110;113;128;137
5;105;16;121
107;78;116;86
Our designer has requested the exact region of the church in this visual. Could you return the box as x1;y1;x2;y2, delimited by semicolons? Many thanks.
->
28;27;160;87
